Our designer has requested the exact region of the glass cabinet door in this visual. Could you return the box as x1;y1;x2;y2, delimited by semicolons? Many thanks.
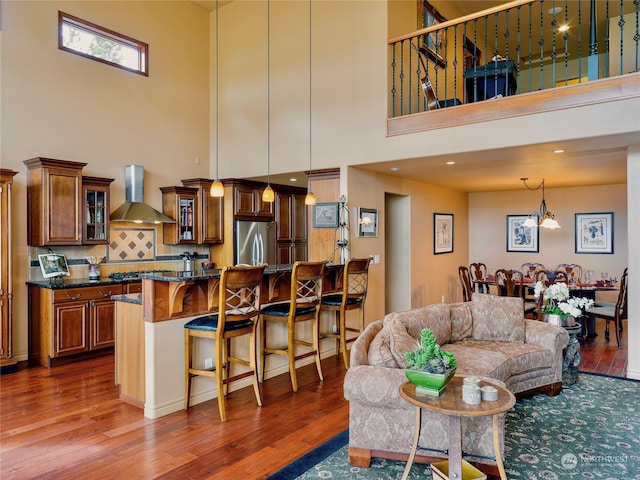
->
179;197;196;242
82;177;113;245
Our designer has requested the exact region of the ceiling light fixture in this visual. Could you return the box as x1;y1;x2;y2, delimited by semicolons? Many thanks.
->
521;177;561;229
262;0;275;203
304;0;316;206
210;0;224;198
553;149;565;154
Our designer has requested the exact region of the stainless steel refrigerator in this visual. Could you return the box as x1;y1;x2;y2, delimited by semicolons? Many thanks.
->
234;220;276;265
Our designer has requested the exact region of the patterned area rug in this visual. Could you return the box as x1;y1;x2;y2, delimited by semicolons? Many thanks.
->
270;373;640;479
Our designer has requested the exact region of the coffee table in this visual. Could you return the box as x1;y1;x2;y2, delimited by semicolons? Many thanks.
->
399;376;515;480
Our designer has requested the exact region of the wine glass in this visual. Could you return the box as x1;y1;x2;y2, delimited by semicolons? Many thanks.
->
601;272;609;285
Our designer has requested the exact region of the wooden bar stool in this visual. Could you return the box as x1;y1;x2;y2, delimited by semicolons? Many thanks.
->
260;261;325;392
184;264;265;422
320;257;370;368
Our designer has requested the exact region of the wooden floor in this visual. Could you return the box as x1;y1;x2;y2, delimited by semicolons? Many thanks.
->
0;318;627;480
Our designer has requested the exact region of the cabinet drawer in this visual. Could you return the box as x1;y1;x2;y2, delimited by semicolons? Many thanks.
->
53;284;124;303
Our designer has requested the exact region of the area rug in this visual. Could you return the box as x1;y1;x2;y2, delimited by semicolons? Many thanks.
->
268;373;640;479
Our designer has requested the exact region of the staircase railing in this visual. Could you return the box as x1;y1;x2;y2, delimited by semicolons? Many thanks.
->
388;0;639;118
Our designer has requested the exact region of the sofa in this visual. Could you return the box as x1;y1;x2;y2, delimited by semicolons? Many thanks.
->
343;293;569;470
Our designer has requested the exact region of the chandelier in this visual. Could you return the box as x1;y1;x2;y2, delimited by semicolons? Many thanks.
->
521;177;561;229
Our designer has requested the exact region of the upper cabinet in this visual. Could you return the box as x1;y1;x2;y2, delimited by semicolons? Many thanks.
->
160;186;199;245
24;157;87;246
181;178;224;244
275;189;308;264
82;176;114;245
233;183;274;219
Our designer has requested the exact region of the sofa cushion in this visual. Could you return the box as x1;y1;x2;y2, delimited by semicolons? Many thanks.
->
471;293;526;343
449;302;473;342
367;325;398;368
442;341;512;381
384;303;451;346
388;319;419;368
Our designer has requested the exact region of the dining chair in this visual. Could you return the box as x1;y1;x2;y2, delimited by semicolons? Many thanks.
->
587;268;628;346
320;257;370;368
469;262;489;293
556;264;584;284
184;264;265;422
535;269;569;286
520;263;545;281
260;261;325;392
495;269;537;318
458;265;474;302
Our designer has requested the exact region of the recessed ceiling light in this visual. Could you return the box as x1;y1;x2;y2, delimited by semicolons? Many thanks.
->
289;178;297;182
548;6;563;14
553;149;565;154
558;24;569;32
446;161;455;165
390;167;400;172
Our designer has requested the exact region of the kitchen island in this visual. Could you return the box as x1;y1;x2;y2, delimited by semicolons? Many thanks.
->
113;264;344;419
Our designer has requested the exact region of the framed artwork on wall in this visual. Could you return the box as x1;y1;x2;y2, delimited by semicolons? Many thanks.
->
506;215;539;252
312;202;339;228
575;212;614;254
434;213;453;254
357;207;378;237
419;0;447;68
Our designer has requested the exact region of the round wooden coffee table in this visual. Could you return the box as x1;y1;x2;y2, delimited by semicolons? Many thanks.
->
399;375;515;480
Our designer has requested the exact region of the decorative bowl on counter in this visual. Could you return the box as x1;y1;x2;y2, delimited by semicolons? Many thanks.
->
201;261;216;270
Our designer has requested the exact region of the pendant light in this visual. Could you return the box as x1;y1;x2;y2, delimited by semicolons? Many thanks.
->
304;0;316;206
210;0;224;197
262;0;275;203
521;177;561;229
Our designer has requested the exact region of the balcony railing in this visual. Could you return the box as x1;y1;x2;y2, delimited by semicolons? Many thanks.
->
388;0;639;118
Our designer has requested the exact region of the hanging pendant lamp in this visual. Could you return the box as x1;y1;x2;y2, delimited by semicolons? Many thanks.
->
304;0;316;206
210;0;224;197
262;0;275;203
521;177;561;229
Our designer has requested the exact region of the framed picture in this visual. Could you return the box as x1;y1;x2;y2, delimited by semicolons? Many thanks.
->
312;202;339;228
357;207;378;237
575;212;614;254
420;1;447;68
434;213;453;254
38;253;70;278
506;215;539;252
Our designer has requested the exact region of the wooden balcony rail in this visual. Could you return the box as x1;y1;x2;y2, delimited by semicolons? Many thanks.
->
388;0;640;118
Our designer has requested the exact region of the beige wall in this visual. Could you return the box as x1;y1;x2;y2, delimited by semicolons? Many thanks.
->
469;184;628;277
1;0;210;360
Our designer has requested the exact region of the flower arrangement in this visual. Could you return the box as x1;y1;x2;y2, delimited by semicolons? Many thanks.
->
534;281;594;319
405;328;457;373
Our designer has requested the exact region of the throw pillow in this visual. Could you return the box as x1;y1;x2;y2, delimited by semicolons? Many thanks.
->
449;302;473;342
471;292;526;342
388;319;420;368
367;325;399;368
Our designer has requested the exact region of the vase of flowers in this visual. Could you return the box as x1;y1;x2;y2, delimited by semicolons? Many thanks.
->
534;281;594;326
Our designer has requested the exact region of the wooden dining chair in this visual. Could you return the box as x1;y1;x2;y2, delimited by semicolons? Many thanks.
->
184;264;265;422
587;268;628;346
535;269;569;286
320;257;370;368
495;269;537;318
556;264;584;284
458;265;474;301
520;263;545;281
260;261;325;392
469;262;489;293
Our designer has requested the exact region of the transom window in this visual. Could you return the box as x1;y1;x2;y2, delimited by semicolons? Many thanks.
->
58;12;148;76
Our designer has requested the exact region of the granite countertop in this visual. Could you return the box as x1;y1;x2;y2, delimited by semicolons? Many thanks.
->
111;293;143;305
25;277;142;289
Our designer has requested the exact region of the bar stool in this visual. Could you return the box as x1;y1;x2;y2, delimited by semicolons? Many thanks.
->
320;257;370;368
260;261;325;392
184;264;265;422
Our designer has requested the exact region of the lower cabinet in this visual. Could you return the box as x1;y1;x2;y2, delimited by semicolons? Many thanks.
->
29;284;124;367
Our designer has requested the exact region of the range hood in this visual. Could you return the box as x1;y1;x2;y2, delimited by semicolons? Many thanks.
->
110;165;175;224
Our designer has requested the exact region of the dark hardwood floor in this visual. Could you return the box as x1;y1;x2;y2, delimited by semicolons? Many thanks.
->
0;317;627;480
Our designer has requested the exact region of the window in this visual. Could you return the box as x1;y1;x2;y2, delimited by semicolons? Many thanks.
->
59;12;148;76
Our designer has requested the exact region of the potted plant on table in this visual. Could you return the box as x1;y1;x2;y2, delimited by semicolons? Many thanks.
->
534;281;594;326
405;328;457;396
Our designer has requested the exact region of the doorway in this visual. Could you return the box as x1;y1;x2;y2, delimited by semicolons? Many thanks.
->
385;193;411;314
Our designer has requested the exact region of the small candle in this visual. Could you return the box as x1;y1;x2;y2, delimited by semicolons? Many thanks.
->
481;386;498;401
463;384;481;404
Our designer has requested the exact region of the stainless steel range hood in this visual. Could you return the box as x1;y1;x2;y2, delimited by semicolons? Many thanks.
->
110;165;175;224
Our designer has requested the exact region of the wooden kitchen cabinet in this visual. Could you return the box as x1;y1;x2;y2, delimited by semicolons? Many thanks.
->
275;189;308;264
160;186;199;245
28;283;124;367
233;184;274;219
82;176;114;245
24;157;87;246
0;169;18;374
181;178;224;244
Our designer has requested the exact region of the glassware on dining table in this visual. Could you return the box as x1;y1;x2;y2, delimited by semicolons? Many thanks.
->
601;272;609;282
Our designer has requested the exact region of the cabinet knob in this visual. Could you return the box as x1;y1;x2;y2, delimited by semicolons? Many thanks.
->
66;293;81;300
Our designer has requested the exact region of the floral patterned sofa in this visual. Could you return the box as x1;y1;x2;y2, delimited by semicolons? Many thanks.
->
343;293;569;470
